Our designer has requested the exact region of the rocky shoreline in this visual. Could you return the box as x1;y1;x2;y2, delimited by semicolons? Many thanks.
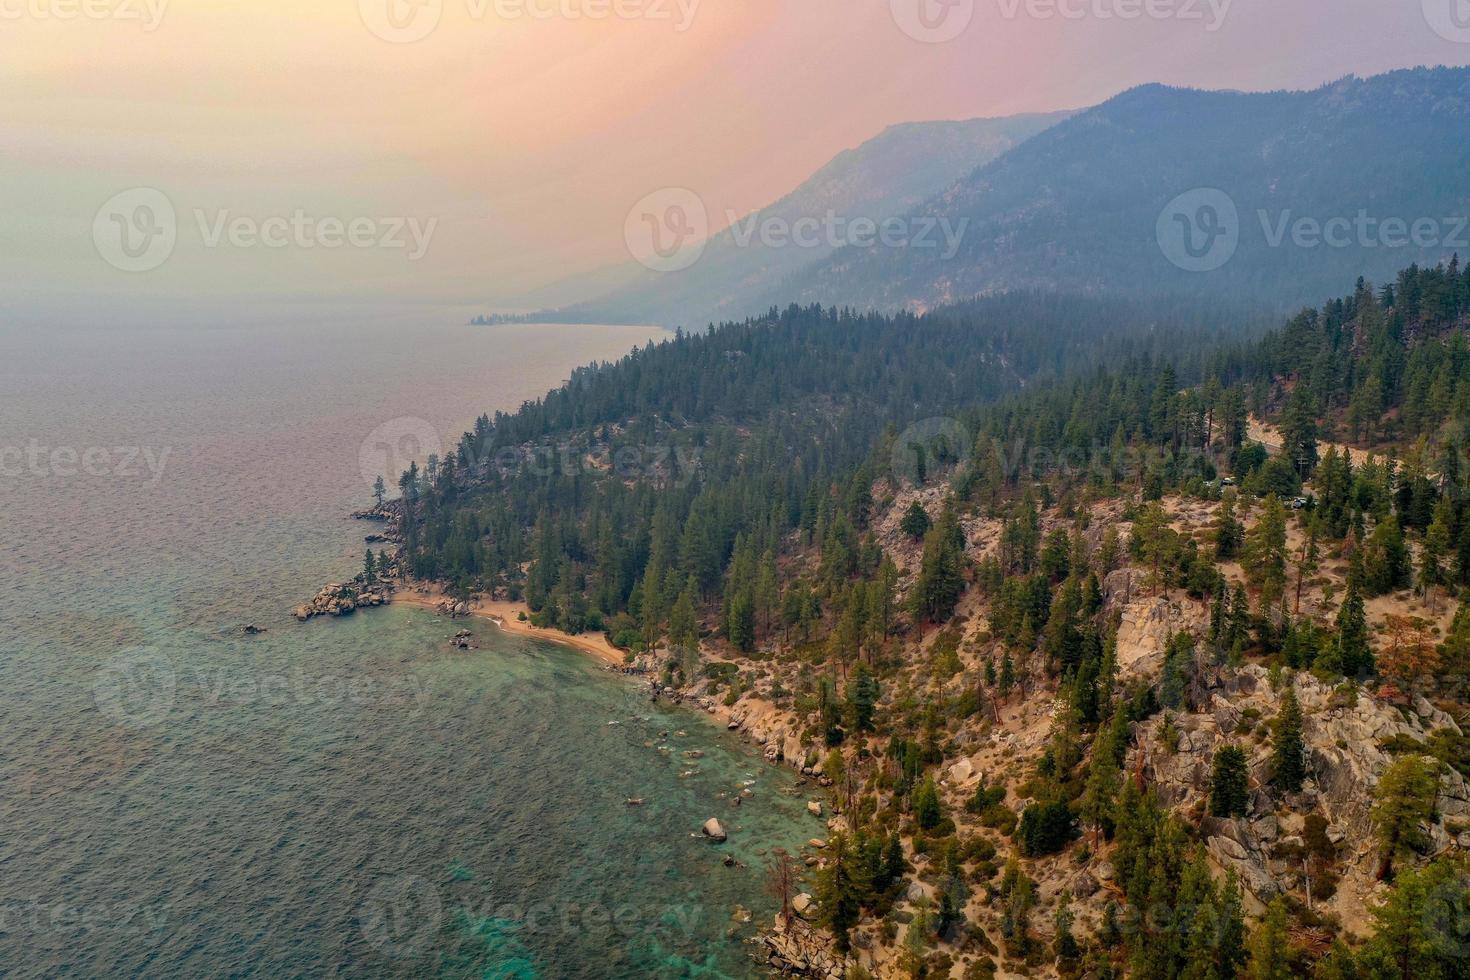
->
756;917;846;979
292;580;394;621
293;503;402;621
299;501;842;975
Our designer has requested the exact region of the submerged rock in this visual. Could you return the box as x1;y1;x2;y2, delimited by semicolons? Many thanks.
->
702;818;727;842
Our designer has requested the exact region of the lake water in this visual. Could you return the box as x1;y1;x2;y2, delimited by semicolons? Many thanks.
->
0;319;815;978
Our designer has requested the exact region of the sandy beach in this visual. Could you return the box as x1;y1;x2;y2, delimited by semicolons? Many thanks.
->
392;584;630;667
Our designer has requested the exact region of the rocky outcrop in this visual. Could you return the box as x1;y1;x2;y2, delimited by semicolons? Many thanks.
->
759;916;846;979
702;818;728;842
1110;589;1206;679
293;582;393;622
1136;664;1468;907
429;598;474;619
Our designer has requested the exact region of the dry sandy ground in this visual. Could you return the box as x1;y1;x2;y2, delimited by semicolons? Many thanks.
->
392;584;630;666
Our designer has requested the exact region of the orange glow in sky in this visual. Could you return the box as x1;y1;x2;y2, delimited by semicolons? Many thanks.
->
2;0;1467;321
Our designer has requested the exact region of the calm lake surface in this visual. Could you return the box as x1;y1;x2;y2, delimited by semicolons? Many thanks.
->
0;318;815;978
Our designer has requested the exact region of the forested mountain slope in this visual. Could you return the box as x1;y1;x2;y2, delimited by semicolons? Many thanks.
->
786;68;1470;316
382;260;1470;977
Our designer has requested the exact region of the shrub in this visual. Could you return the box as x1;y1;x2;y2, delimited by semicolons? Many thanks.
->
1017;800;1074;857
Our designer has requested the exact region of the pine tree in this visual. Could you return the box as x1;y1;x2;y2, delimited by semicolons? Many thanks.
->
910;506;965;622
727;590;755;652
899;500;932;541
1370;755;1442;881
882;832;906;895
815;832;865;953
1357;855;1470;979
1279;385;1320;477
1133;501;1173;597
669;575;699;653
1245;496;1289;616
1053;890;1079;964
1270;687;1306;793
1324;581;1372;678
755;551;780;635
846;665;879;732
1362;514;1410;596
913;775;943;830
1421;497;1452;597
1245;898;1293;980
1210;744;1250;817
1293;517;1319;617
1214;489;1244;560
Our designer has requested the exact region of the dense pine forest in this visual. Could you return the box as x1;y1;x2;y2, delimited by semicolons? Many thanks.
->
389;259;1470;978
397;291;1253;635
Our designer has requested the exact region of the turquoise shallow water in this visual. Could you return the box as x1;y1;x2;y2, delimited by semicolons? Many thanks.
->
0;319;814;978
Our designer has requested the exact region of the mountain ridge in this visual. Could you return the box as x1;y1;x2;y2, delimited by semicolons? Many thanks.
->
784;65;1470;316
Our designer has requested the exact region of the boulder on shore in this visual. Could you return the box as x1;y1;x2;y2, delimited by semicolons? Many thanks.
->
702;818;727;842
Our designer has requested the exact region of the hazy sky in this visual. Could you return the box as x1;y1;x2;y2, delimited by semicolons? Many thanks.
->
4;0;1469;324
